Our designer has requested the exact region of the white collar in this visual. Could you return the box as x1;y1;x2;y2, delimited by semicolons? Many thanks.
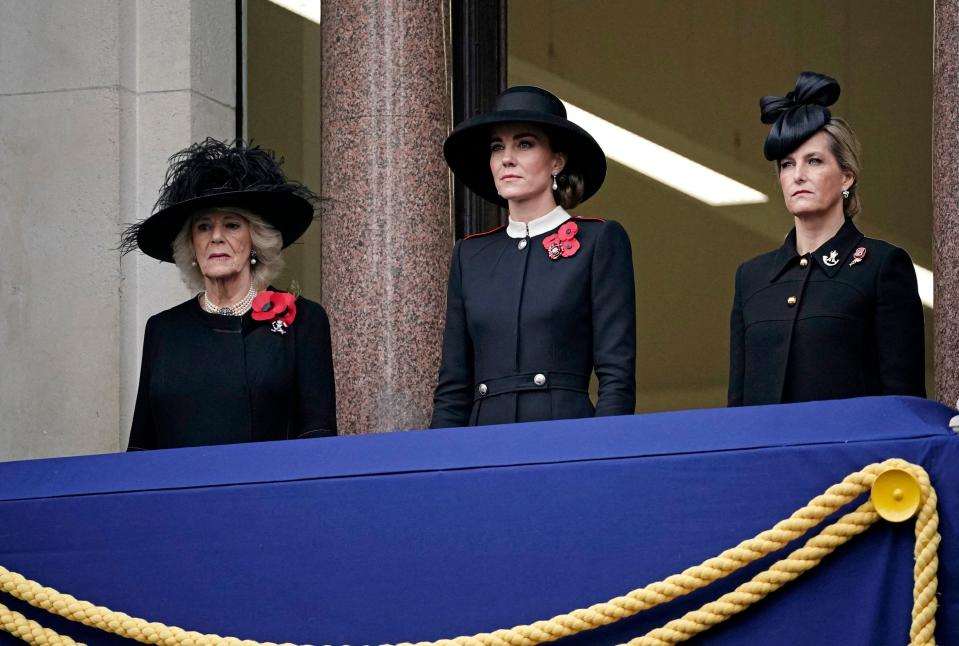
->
505;205;571;239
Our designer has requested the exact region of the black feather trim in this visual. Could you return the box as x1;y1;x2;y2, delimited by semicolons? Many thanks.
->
118;138;318;256
119;221;143;256
154;137;318;213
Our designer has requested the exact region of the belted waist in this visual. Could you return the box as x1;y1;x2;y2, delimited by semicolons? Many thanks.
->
474;372;589;400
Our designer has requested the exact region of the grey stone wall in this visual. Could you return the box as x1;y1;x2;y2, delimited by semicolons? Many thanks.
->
0;0;236;460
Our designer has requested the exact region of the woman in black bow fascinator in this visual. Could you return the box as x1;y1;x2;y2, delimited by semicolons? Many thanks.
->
430;86;636;428
728;71;925;406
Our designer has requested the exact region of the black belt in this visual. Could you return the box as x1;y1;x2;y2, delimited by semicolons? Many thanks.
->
474;372;589;400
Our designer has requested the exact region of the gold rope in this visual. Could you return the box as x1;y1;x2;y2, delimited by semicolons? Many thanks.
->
0;601;84;645
0;458;939;646
623;459;938;646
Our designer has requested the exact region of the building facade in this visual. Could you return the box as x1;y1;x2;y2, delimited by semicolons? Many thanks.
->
2;0;957;460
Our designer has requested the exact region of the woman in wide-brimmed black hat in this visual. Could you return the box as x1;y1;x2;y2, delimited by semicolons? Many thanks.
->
431;86;636;428
727;71;925;406
121;138;336;449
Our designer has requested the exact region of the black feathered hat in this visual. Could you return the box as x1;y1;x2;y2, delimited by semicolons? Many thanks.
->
760;71;841;161
120;138;316;262
444;86;607;207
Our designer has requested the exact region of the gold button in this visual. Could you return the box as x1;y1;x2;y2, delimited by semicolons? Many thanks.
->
787;296;797;306
799;258;809;267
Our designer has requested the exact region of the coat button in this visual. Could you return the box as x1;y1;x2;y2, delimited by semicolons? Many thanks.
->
478;383;488;395
786;296;797;306
799;258;809;267
517;239;528;250
533;373;547;386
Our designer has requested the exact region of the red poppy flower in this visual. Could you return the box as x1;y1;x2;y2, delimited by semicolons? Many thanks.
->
557;221;578;240
252;291;297;328
560;237;580;257
542;221;580;260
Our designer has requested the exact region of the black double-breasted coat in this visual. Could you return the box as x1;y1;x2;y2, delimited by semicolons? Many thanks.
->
128;295;336;449
728;218;925;406
430;211;636;428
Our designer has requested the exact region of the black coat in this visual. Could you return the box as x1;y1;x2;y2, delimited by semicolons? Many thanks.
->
129;295;336;449
431;216;636;428
728;218;925;406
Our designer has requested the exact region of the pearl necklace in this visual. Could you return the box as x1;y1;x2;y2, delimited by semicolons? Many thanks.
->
201;278;257;316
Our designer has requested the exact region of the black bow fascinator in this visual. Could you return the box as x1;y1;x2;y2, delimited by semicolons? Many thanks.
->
760;71;841;161
120;138;317;262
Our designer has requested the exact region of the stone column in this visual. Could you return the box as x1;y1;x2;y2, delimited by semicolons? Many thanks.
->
119;1;237;444
0;0;235;460
321;1;452;434
935;0;959;408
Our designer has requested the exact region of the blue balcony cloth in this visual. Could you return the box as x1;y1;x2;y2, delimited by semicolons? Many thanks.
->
0;395;956;645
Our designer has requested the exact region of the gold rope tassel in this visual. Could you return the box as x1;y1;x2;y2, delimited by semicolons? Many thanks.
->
0;458;939;646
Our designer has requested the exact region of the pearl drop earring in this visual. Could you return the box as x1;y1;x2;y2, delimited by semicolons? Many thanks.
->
552;174;558;191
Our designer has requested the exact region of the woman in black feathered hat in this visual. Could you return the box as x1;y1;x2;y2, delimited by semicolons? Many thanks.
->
728;72;925;406
431;86;636;428
121;138;336;448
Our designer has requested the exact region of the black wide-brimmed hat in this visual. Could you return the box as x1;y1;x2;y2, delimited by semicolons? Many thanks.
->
120;138;317;262
444;86;607;207
761;71;841;161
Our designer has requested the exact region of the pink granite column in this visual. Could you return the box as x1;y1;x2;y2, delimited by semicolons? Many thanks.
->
935;0;959;407
321;1;452;434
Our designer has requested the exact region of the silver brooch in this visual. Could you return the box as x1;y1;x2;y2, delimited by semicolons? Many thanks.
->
271;320;288;335
822;250;839;266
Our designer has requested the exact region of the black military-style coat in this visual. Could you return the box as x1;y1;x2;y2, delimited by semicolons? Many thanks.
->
430;214;636;428
728;217;925;406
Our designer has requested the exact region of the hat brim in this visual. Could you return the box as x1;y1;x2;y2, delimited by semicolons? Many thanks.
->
136;191;315;262
444;110;607;208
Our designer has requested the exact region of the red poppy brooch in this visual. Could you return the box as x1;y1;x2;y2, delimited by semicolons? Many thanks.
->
252;291;297;334
543;221;580;260
849;246;867;267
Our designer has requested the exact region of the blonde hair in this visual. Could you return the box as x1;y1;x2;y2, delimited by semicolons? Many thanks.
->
822;118;862;218
172;208;285;291
777;118;863;219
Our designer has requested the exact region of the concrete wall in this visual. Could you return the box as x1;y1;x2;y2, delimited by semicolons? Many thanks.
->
0;0;235;461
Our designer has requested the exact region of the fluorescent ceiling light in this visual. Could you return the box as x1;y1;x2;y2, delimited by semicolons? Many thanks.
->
914;263;934;308
267;0;321;24
562;101;768;207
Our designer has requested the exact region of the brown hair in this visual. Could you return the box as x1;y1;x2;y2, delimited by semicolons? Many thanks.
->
547;128;586;209
553;167;586;210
